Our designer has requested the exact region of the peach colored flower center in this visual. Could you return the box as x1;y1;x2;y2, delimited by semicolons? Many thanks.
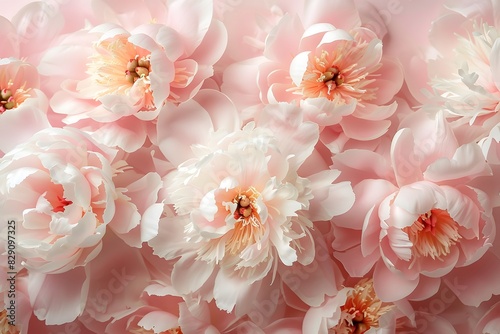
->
403;209;461;260
332;279;393;334
130;326;182;334
298;43;378;103
0;310;19;334
87;36;155;110
0;83;30;113
225;187;264;255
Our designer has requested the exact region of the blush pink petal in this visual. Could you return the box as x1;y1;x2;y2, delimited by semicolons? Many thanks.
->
172;254;215;295
0;17;19;58
189;19;228;65
491;39;500;91
11;2;65;63
333;149;393;184
29;268;88;325
149;216;196;260
391;128;424;187
340;117;392;141
264;13;303;63
91;116;149;153
307;170;355;221
281;247;339;307
423;143;492;185
165;0;213;55
192;89;241;133
406;275;441;301
373;261;419;302
444;251;500;307
213;270;251;312
370;59;405;105
332;226;361;252
84;232;151;322
302;0;361;29
334;243;380;277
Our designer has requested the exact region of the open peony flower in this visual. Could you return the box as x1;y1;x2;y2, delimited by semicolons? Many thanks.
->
303;278;395;334
0;127;120;274
150;90;354;316
331;110;496;303
41;0;227;152
0;58;50;155
221;0;403;151
397;0;500;143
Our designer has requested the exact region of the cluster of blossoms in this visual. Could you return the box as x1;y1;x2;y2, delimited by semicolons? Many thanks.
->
1;0;500;333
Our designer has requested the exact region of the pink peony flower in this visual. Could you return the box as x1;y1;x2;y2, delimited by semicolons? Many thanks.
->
150;90;354;316
331;110;496;304
0;127;119;274
396;0;500;143
303;278;396;334
221;0;403;151
0;58;50;155
41;0;227;152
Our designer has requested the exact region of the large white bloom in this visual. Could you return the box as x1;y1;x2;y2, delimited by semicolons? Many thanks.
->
151;93;355;312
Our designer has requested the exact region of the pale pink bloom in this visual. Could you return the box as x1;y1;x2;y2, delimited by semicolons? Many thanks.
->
221;0;403;150
0;128;122;274
428;17;500;142
41;0;226;152
332;110;495;303
303;278;399;334
151;90;353;314
392;0;500;142
0;58;50;155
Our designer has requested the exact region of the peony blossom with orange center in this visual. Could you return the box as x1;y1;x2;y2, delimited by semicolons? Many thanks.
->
297;37;380;105
403;208;461;263
332;279;393;334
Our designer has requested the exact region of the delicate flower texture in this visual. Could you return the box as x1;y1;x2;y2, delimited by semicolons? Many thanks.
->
332;111;496;303
42;0;227;152
151;91;354;315
429;20;500;141
0;58;50;155
222;0;403;150
0;128;120;274
303;278;395;334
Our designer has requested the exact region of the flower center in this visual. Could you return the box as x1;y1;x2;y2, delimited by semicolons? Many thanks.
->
86;35;155;110
225;187;264;255
45;185;73;213
297;37;379;103
0;309;19;334
130;326;182;334
331;279;393;334
0;83;30;114
403;209;461;260
125;56;151;84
